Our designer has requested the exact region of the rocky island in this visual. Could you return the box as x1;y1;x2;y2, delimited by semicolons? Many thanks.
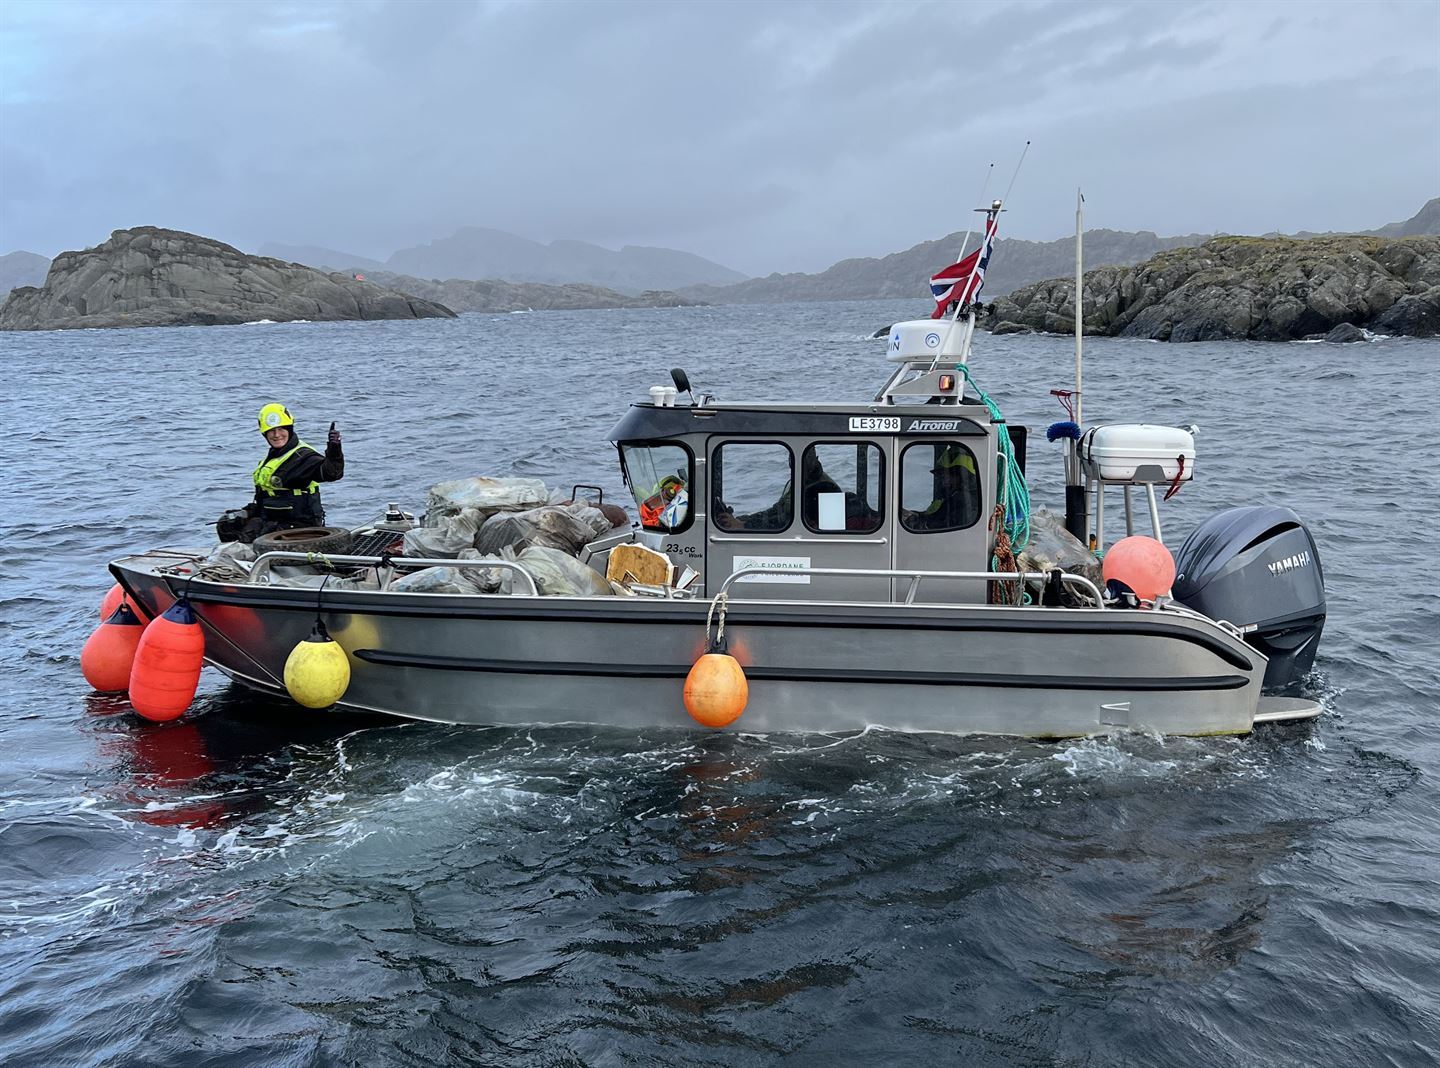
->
0;227;457;331
356;270;699;313
988;234;1440;341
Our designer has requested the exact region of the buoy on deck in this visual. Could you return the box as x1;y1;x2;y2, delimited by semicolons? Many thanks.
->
685;593;748;728
283;620;351;708
684;652;749;728
128;599;205;722
1102;535;1176;602
80;604;145;692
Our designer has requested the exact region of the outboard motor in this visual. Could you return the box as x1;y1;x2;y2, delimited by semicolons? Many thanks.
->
1172;506;1325;694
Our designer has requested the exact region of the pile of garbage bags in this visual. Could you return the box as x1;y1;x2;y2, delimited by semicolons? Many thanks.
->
396;476;626;597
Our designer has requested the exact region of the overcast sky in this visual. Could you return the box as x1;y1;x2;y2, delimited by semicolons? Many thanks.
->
2;0;1437;276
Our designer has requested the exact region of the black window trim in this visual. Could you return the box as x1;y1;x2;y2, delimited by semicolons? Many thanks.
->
799;438;887;537
899;439;985;535
709;438;797;534
619;438;696;536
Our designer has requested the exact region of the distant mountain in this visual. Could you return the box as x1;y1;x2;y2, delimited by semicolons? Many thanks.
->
259;227;747;294
258;243;387;273
383;227;747;293
360;269;698;313
679;197;1440;307
679;229;1212;306
1;251;50;294
1368;197;1439;238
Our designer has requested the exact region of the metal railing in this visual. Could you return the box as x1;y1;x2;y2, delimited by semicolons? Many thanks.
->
716;565;1104;606
249;552;541;596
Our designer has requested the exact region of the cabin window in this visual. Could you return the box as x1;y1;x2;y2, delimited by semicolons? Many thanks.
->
801;442;884;534
711;442;794;533
621;441;693;533
899;441;982;533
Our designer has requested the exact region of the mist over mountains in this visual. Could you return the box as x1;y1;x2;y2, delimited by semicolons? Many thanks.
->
6;200;1435;306
259;227;747;295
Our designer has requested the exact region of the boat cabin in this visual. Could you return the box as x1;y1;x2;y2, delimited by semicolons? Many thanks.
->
608;322;1026;603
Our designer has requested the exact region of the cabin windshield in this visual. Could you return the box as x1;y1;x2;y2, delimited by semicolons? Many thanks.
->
621;441;692;533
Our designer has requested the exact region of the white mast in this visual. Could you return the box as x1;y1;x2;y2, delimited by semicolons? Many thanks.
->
1074;188;1084;428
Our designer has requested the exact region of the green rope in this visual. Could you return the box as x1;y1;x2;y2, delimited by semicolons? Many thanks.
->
955;363;1031;553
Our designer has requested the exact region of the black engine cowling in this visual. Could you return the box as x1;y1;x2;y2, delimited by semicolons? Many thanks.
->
1172;506;1325;695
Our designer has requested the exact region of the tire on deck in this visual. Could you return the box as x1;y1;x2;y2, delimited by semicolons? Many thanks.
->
252;526;355;557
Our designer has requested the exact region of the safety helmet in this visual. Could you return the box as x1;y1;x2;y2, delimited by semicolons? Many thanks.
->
933;445;975;472
658;473;685;499
257;402;294;434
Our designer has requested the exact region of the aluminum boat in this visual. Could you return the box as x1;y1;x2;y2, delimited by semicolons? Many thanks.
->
109;201;1326;736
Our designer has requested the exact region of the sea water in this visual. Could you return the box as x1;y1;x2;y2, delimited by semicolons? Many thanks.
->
2;302;1437;1065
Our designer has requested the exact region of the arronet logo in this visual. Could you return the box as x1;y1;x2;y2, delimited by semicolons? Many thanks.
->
906;419;963;432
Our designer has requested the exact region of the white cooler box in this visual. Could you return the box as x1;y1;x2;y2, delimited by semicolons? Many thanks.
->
1080;424;1196;484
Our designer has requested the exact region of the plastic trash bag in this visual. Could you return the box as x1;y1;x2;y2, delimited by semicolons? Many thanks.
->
390;566;473;594
515;545;612;597
426;477;549;523
1017;507;1103;605
205;541;256;565
402;507;484;557
475;505;599;557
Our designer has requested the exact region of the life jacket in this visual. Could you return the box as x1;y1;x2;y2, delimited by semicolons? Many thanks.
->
253;440;323;524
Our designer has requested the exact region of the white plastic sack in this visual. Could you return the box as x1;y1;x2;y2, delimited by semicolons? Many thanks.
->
402;507;484;557
475;505;598;557
1017;507;1103;605
426;477;549;522
390;566;472;594
515;545;612;597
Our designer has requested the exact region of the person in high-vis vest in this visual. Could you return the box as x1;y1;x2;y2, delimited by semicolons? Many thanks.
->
240;403;345;539
903;444;980;531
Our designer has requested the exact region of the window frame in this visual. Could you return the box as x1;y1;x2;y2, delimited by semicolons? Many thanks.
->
898;440;984;535
798;439;886;536
709;439;797;534
619;439;696;536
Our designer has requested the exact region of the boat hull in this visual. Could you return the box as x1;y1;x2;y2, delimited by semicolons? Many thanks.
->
113;551;1266;738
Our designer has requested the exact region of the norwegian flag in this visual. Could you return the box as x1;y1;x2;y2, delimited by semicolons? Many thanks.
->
929;216;998;319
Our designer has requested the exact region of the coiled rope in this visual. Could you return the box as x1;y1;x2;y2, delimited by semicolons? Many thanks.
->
955;363;1031;555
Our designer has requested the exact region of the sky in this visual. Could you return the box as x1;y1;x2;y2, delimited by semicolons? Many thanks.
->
2;0;1437;277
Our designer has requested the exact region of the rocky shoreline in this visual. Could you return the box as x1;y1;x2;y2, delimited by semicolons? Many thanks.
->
0;228;457;331
988;234;1440;341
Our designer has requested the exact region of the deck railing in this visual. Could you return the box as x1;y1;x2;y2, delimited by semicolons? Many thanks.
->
716;565;1104;606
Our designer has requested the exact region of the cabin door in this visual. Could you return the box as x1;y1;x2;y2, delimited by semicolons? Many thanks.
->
891;436;993;604
705;438;891;602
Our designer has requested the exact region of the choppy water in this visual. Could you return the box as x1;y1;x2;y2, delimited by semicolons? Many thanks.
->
2;303;1437;1066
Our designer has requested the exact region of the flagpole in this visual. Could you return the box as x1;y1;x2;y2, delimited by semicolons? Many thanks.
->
1063;186;1089;543
1074;187;1084;428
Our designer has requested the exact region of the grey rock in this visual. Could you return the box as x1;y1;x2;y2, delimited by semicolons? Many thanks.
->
1323;322;1367;343
1371;286;1440;337
0;227;456;331
990;320;1032;335
988;235;1440;342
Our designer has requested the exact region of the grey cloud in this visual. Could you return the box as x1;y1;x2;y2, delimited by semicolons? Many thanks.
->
1;0;1435;276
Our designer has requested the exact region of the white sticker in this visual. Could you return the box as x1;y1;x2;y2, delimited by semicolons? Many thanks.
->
733;555;811;584
848;416;900;432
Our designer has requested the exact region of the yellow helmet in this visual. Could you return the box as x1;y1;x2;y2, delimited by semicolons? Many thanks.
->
933;445;976;473
257;402;294;434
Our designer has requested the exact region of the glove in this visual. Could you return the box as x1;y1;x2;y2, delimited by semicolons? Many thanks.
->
328;422;342;446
